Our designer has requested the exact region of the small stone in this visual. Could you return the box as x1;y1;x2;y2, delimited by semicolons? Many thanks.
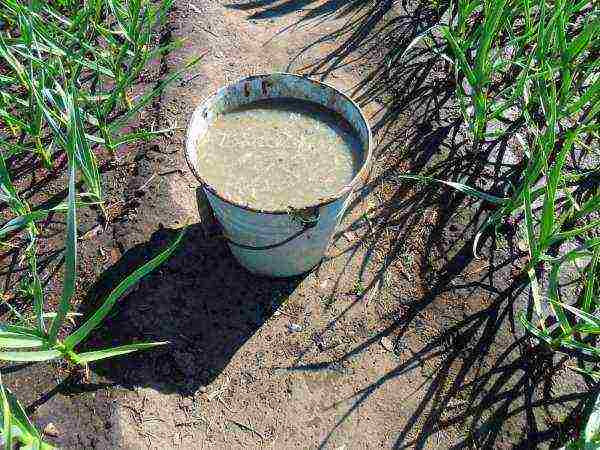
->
110;247;121;264
381;337;394;352
44;422;59;437
288;323;303;332
198;386;208;393
343;231;357;242
517;239;529;253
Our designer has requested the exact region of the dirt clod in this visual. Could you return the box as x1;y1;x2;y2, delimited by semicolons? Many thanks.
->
381;336;395;352
288;323;303;333
43;422;59;438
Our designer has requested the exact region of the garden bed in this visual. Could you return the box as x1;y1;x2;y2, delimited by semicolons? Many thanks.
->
0;0;596;448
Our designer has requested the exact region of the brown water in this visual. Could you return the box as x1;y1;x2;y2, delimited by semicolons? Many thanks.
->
196;98;363;210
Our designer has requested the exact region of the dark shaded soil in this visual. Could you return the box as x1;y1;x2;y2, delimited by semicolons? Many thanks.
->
2;362;117;449
82;223;302;394
0;0;592;449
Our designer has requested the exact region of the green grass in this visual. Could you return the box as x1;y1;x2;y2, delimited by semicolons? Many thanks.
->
0;374;54;449
0;0;199;231
0;153;185;365
0;0;195;332
0;0;197;445
392;0;599;376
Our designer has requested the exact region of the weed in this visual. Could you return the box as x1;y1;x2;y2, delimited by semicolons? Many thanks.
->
391;0;599;372
400;252;414;267
0;152;185;366
0;0;198;444
0;375;54;449
0;0;200;238
351;280;366;296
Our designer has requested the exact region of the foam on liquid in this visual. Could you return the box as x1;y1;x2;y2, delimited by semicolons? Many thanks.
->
196;98;363;211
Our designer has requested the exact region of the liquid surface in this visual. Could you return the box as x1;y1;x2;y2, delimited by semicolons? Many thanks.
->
196;98;363;210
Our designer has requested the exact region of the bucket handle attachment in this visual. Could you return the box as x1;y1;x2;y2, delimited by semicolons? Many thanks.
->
221;207;320;251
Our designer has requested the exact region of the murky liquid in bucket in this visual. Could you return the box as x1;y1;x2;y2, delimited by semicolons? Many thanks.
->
196;98;363;210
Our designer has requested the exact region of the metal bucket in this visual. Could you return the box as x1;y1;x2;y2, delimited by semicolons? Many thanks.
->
185;73;372;277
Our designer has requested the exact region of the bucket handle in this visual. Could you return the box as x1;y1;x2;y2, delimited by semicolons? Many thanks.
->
221;207;320;251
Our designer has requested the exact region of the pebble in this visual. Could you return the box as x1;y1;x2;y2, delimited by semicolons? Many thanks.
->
517;239;529;253
343;231;357;242
288;323;303;332
44;422;59;437
380;336;394;352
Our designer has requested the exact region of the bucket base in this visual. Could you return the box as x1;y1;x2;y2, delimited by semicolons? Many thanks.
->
235;257;321;279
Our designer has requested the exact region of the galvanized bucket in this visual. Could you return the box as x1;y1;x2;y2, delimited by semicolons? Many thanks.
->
185;73;372;277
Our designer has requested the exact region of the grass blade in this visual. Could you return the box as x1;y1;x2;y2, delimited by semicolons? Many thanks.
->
552;301;600;328
0;211;48;238
3;385;41;442
0;349;60;362
47;159;77;344
583;247;599;311
27;252;45;333
0;377;11;450
397;174;507;204
0;325;41;338
75;342;168;363
0;334;44;349
570;365;600;382
518;312;552;344
108;56;202;133
64;228;185;349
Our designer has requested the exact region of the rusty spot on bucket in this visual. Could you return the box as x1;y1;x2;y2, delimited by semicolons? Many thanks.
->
244;83;251;97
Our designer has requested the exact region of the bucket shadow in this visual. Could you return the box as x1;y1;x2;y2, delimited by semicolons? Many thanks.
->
79;223;302;395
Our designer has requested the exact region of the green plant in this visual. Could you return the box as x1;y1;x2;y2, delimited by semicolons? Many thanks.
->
0;0;200;236
391;0;599;369
0;0;198;443
0;154;185;365
565;392;600;450
0;375;54;450
351;280;366;296
0;0;197;440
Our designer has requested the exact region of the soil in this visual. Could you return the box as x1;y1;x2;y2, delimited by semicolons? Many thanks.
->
0;0;591;449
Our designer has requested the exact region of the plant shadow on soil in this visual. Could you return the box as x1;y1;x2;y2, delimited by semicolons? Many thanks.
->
231;0;594;448
78;223;302;396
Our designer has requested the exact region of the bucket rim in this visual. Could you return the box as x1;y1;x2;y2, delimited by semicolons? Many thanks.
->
185;72;373;216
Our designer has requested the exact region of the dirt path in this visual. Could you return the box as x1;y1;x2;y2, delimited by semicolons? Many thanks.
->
108;1;401;448
2;1;589;449
95;1;588;448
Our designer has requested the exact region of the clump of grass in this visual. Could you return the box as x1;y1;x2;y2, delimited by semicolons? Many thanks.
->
351;280;366;296
392;0;599;372
0;0;198;443
0;374;54;449
0;63;187;450
0;150;185;366
0;0;199;236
